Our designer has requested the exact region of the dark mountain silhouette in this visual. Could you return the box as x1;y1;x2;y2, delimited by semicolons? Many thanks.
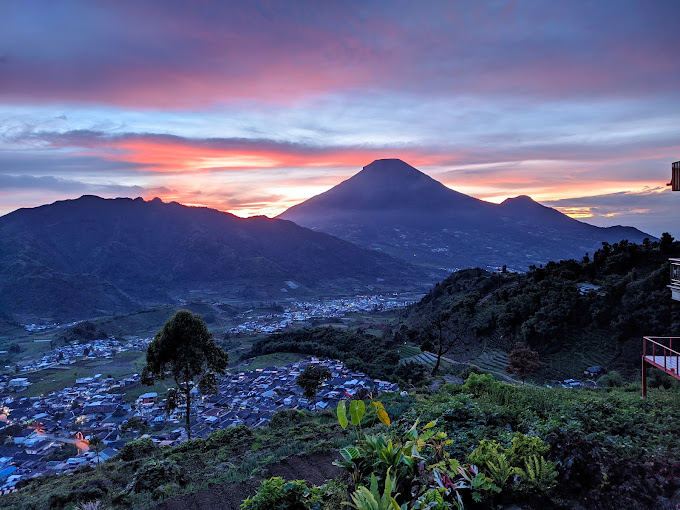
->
279;159;654;271
0;195;427;322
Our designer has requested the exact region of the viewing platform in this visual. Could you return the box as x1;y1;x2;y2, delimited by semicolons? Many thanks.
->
642;337;680;397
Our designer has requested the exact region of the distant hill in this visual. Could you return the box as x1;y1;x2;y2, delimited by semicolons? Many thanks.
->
0;196;427;322
279;159;654;271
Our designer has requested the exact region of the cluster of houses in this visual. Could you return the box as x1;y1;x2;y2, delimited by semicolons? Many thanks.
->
23;320;82;333
229;294;410;334
0;357;398;493
548;366;604;389
9;337;151;377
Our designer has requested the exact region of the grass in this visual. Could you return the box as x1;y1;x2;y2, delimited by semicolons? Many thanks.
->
21;350;145;397
239;352;305;370
364;328;384;337
121;380;173;404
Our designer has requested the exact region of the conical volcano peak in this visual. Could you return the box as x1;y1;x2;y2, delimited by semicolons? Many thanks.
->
345;158;446;192
501;195;537;205
362;158;422;173
279;158;489;224
355;159;431;183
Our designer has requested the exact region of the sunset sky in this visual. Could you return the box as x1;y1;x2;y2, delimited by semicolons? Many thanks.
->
1;1;679;236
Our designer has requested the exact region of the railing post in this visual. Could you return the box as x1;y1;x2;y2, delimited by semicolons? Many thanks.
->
642;356;647;398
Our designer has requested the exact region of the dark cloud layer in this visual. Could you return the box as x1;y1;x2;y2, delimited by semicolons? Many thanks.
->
2;1;679;107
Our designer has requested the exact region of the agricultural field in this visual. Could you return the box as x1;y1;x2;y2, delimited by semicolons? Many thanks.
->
238;352;305;370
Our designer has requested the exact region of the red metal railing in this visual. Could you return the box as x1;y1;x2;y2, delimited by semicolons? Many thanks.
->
642;336;680;397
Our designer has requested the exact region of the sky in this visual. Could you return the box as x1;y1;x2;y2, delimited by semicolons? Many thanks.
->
1;0;679;237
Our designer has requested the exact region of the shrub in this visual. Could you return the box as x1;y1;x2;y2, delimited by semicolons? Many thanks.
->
204;424;254;451
599;370;624;388
47;489;73;509
270;409;308;429
240;477;321;510
508;434;550;466
647;370;678;389
461;372;499;397
467;439;504;470
73;478;111;503
169;437;205;454
117;437;156;461
132;459;185;493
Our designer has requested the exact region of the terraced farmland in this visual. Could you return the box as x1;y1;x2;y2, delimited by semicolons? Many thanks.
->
398;345;422;359
401;351;439;368
473;349;509;373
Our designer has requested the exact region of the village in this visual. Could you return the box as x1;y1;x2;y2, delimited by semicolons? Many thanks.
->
1;337;151;379
228;294;411;334
0;356;398;493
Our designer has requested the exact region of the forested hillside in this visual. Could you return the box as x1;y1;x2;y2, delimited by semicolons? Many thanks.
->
401;234;680;379
250;328;428;386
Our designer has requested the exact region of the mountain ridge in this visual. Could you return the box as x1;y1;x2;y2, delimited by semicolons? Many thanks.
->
0;195;429;322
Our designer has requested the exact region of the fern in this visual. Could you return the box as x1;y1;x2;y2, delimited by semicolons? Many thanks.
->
515;455;558;493
486;453;515;488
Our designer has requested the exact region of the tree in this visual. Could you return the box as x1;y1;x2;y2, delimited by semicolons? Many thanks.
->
660;232;675;255
296;365;332;410
89;435;104;469
142;310;228;440
428;311;452;376
505;343;540;384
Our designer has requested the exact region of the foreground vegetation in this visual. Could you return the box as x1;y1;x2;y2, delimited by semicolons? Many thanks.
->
4;375;679;510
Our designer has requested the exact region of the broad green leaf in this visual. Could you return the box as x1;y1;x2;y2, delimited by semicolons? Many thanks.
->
422;420;436;430
339;446;360;462
349;400;365;426
406;419;419;440
337;400;348;429
371;401;391;426
369;472;379;498
384;466;393;496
